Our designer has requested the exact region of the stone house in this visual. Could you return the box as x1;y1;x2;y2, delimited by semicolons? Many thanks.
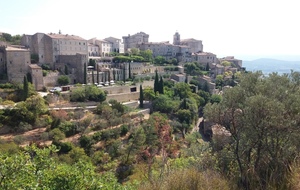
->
192;52;217;67
0;45;43;89
21;32;88;67
122;32;149;52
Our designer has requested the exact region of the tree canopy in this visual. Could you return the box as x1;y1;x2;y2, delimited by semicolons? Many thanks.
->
204;71;300;189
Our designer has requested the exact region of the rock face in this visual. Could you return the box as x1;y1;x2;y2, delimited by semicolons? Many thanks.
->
211;124;231;137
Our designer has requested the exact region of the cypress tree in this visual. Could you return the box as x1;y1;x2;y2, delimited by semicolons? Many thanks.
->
128;61;132;79
113;68;116;81
123;64;126;83
83;63;87;84
159;76;164;94
102;71;104;83
23;75;29;101
26;72;32;83
203;81;210;93
96;64;99;84
185;74;188;83
206;63;210;71
139;84;144;108
64;65;69;75
154;69;159;94
92;70;95;84
108;70;111;81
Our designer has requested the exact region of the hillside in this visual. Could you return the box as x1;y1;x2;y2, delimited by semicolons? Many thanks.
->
243;58;300;74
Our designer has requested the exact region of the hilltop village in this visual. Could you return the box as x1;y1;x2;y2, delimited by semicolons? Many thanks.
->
0;31;258;189
0;31;243;95
1;31;300;190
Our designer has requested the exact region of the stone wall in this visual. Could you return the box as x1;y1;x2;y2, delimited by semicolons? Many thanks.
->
6;49;31;84
43;71;59;87
106;92;139;103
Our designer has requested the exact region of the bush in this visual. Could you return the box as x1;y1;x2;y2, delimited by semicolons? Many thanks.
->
13;135;26;145
42;70;48;77
52;140;73;154
0;83;14;89
57;75;70;86
16;122;32;133
120;125;129;136
40;132;50;141
49;128;66;141
92;132;102;142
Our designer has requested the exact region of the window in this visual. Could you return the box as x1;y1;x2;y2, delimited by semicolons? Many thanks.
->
79;42;81;45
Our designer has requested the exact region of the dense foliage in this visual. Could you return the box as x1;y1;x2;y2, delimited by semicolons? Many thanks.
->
204;71;300;189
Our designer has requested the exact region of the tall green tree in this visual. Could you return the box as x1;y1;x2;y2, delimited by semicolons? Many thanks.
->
123;64;126;83
23;75;29;101
64;65;69;75
154;70;159;94
185;74;188;83
83;63;87;84
159;76;164;94
92;70;95;84
96;64;99;84
26;73;32;83
205;63;210;71
139;84;144;108
113;68;116;81
128;62;131;79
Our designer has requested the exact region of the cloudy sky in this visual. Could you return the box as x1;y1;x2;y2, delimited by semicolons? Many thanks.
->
1;0;299;60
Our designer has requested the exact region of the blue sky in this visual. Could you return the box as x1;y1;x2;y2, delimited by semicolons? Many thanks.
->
1;0;300;61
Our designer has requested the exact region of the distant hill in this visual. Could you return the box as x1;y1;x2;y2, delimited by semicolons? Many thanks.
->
243;58;300;75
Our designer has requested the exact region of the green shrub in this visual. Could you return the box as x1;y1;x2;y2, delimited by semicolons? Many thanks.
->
49;128;65;141
13;135;26;145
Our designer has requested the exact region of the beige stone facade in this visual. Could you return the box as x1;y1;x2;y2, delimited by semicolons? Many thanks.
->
104;37;124;53
180;38;203;53
88;38;113;57
122;32;149;52
0;45;44;89
28;64;44;90
21;32;88;66
137;42;192;62
0;46;31;83
57;53;88;84
192;52;217;66
88;43;100;57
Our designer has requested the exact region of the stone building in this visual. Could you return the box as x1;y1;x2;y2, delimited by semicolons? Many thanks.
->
28;64;44;90
0;45;43;89
56;53;88;84
192;52;217;67
0;46;30;83
88;43;100;57
173;32;203;53
219;56;243;68
104;37;124;53
88;37;124;57
137;41;192;62
122;32;149;52
88;38;112;57
21;32;88;66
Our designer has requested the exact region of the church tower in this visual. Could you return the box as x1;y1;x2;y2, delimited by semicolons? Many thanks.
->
173;31;180;45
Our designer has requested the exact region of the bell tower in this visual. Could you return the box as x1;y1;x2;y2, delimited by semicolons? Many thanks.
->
173;31;180;45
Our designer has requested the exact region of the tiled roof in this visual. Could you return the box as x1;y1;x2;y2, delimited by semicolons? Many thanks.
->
28;64;42;69
46;33;86;40
181;38;201;42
